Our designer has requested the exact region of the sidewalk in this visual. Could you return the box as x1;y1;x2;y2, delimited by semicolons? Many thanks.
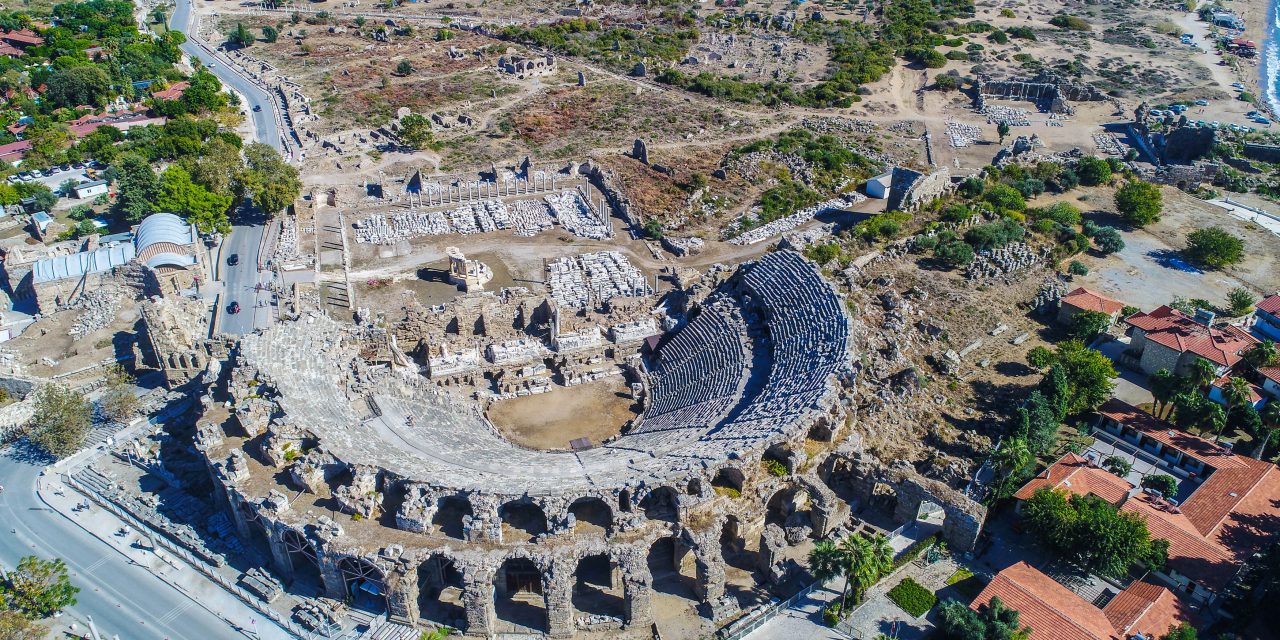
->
37;474;296;640
45;409;298;640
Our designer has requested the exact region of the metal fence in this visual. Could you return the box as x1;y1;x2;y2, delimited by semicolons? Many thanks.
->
716;578;826;640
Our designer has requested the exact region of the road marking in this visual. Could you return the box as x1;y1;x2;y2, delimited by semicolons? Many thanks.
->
84;556;110;573
156;600;193;625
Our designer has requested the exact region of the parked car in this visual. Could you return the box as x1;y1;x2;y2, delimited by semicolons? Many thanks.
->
1194;99;1209;106
227;253;240;266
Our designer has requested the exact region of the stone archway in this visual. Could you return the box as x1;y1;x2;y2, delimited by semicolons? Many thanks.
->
719;515;756;572
338;557;386;613
572;553;624;620
494;557;547;633
640;486;680;523
281;529;322;593
712;467;745;496
569;497;613;534
418;554;466;630
500;500;548;542
432;495;473;540
647;537;697;600
765;485;818;540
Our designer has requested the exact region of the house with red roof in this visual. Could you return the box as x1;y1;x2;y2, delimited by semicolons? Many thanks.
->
970;562;1190;640
1251;293;1280;342
150;81;190;102
0;29;43;49
1123;305;1258;377
0;139;31;164
1031;398;1280;606
1058;287;1127;327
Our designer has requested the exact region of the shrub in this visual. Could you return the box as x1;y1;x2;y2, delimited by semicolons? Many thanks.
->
935;73;962;90
1068;260;1089;275
988;29;1008;44
1007;26;1036;40
887;578;937;617
983;184;1026;212
764;458;788;477
1049;14;1091;30
1036;201;1082;226
1027;346;1055;369
935;240;975;266
965;219;1025;250
1142;474;1178;497
1075;156;1112;186
1093;227;1124;254
1227;287;1255;316
1184;226;1243;268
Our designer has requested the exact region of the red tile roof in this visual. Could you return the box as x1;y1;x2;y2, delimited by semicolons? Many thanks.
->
1;29;43;47
1125;306;1259;367
150;81;189;101
1013;453;1134;505
1259;366;1280;385
1061;287;1126;316
0;42;24;58
1097;399;1237;468
1102;579;1192;639
971;562;1121;640
1258;294;1280;316
1122;495;1237;591
1210;375;1263;405
0;139;30;161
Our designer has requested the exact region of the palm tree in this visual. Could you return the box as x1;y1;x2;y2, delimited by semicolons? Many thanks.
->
1255;402;1280;459
1222;376;1254;426
1149;369;1181;418
1202;402;1228;442
808;540;851;607
843;533;894;605
1189;358;1218;396
991;437;1033;501
1245;340;1279;368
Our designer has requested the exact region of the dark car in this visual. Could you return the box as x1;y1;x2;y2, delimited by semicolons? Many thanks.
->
228;302;241;314
252;105;262;112
227;253;240;266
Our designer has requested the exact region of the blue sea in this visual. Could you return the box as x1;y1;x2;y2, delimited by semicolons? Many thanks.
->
1268;0;1280;116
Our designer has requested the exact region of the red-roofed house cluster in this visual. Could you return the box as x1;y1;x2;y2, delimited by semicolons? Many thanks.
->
0;28;43;57
987;397;1280;632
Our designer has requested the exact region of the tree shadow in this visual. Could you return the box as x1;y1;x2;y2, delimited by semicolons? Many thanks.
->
4;439;55;465
1145;248;1203;274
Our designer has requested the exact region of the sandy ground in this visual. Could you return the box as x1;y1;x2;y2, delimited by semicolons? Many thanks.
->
487;377;639;451
1065;186;1280;308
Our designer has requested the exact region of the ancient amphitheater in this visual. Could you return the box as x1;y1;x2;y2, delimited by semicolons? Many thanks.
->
193;250;985;637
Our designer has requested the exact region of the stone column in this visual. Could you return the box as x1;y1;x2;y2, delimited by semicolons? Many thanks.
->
618;550;652;627
461;564;496;636
386;567;421;626
264;523;294;580
316;550;349;600
543;558;574;638
692;537;726;604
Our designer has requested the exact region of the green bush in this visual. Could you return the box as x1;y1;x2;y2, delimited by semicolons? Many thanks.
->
1049;14;1092;30
1184;226;1243;268
887;578;937;617
891;534;940;571
1068;260;1089;275
965;219;1025;250
764;458;788;477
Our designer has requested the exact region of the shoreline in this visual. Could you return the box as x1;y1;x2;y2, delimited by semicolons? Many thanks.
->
1235;0;1277;116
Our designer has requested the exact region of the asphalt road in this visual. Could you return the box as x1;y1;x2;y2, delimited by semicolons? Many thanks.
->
0;452;251;640
169;0;277;336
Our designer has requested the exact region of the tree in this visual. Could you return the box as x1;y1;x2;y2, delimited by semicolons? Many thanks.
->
1149;369;1185;418
398;113;436;150
395;59;414;75
0;611;43;640
1114;180;1163;227
1219;376;1253;440
983;184;1026;212
23;125;73;169
1069;310;1111;341
1184;226;1244;268
229;22;254;48
1226;287;1255;316
1026;346;1054;369
997;121;1010;143
241;143;301;216
1102;455;1132;477
262;25;279;43
1189;357;1218;395
1075;156;1112;186
938;597;1032;640
44;66;111;109
111;154;160;222
1254;401;1280;459
157;166;232;234
935;240;975;267
990;437;1034;502
99;365;139;425
182;137;245;203
25;384;92;459
1022;488;1167;579
1;556;79;618
1161;623;1197;640
1245;341;1278;370
1141;474;1178;497
1016;391;1061;455
807;533;893;610
1093;226;1124;254
1050;341;1117;415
